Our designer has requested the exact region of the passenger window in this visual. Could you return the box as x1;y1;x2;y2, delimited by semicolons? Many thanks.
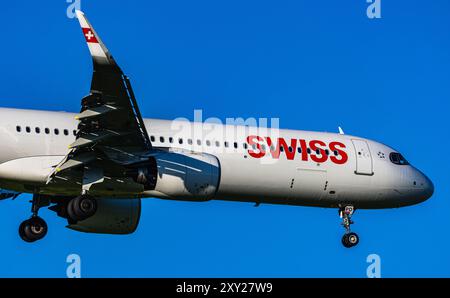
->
64;129;69;136
243;143;248;149
334;150;339;156
224;141;229;148
325;149;330;156
280;146;284;152
316;149;320;155
307;148;311;154
160;137;165;143
297;147;302;154
35;127;40;134
26;126;31;133
169;137;173;143
188;139;193;145
73;130;77;136
16;126;21;132
215;141;220;147
197;139;201;146
288;146;293;153
54;129;59;135
179;138;183;144
206;140;211;146
150;136;155;142
234;142;238;149
45;128;50;134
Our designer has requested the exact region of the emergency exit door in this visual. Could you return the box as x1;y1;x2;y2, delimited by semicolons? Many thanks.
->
351;139;373;175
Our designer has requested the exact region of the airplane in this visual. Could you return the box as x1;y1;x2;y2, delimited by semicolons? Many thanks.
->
0;11;434;248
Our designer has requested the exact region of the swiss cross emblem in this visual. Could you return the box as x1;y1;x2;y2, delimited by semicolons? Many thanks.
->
82;28;98;43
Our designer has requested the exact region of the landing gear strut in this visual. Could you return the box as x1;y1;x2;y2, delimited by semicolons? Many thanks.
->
19;195;48;243
339;205;359;248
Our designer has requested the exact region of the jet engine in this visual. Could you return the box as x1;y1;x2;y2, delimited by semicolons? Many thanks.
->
145;150;221;201
67;197;141;234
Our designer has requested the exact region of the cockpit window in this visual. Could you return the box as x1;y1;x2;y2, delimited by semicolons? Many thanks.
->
389;152;409;165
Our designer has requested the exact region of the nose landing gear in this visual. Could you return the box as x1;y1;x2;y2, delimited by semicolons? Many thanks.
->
340;205;359;248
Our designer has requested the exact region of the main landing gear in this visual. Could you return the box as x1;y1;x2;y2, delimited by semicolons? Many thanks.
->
19;195;48;243
339;205;359;248
19;194;98;243
66;194;97;222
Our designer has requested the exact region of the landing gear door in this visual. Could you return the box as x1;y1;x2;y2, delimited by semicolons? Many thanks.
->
351;139;373;176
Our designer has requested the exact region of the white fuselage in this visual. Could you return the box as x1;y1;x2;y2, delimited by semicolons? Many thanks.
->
0;107;433;209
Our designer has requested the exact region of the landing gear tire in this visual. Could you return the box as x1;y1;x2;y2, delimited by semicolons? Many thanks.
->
342;232;359;248
67;198;77;223
67;195;97;222
19;217;48;243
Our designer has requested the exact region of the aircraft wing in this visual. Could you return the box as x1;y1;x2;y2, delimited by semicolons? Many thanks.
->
47;11;152;190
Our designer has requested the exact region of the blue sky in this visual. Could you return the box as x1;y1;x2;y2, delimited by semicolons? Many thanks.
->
0;0;449;277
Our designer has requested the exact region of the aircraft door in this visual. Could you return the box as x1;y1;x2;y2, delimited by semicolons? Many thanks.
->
351;139;373;175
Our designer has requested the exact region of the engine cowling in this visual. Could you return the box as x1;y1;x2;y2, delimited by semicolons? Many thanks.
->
67;198;141;234
145;150;221;201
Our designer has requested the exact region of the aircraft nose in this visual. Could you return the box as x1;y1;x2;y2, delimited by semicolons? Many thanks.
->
423;174;434;200
414;170;434;202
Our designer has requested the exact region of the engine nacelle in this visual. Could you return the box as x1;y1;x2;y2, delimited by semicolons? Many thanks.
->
145;150;221;201
67;198;141;234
